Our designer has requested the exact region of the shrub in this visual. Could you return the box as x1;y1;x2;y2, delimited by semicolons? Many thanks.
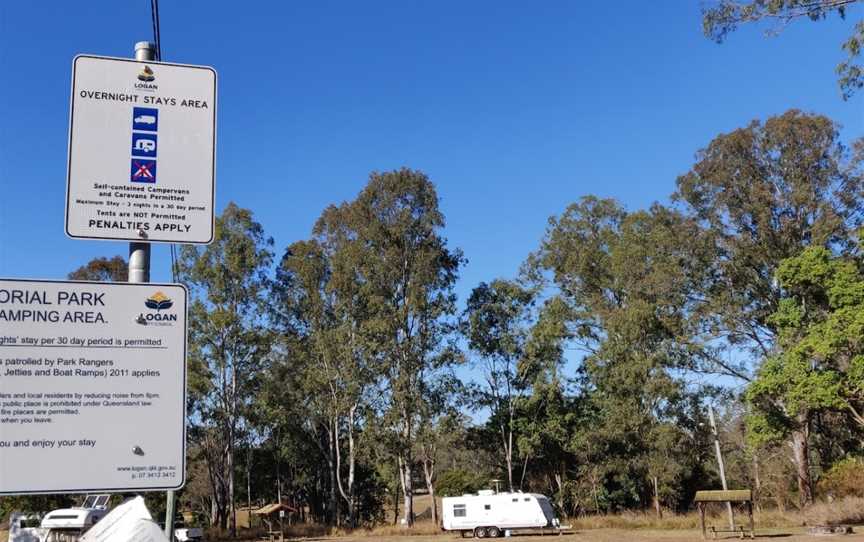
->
435;469;487;497
804;497;864;526
817;457;864;499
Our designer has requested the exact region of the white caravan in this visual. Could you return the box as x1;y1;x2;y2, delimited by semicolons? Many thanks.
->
39;495;111;542
441;490;560;538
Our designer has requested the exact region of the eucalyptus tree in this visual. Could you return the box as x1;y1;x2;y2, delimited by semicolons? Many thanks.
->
533;198;713;378
675;110;864;504
675;110;863;371
252;341;321;517
68;255;128;281
514;377;579;512
273;239;340;524
321;168;464;526
747;245;864;505
313;194;388;527
530;198;714;510
464;279;537;492
416;409;465;525
177;203;274;533
273;233;375;527
271;169;462;526
702;0;864;98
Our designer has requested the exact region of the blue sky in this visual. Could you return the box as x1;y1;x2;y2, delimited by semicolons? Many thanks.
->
1;1;862;312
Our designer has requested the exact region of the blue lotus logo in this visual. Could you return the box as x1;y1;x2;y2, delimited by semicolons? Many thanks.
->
145;291;173;311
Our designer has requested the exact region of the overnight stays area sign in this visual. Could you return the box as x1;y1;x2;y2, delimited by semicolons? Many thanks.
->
0;279;187;494
66;55;217;244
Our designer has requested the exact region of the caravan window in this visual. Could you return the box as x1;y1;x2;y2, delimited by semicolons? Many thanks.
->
95;496;109;507
484;504;491;510
453;504;466;517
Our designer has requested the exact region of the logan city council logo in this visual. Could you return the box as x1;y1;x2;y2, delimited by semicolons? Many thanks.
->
138;65;155;82
135;65;158;91
145;291;173;311
137;291;177;326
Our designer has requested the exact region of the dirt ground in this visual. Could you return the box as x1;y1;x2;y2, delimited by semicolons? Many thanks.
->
284;528;863;542
2;527;863;541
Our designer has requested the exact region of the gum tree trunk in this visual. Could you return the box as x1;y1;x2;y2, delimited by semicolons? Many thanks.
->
791;410;813;507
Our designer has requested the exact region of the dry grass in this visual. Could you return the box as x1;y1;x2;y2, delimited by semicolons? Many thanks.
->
201;511;864;542
206;523;336;541
205;521;443;541
803;496;864;526
272;528;861;542
5;524;864;542
334;520;443;537
8;502;864;542
567;508;800;530
246;507;862;541
559;497;864;531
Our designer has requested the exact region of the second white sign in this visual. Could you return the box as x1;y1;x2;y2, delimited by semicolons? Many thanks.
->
0;279;187;495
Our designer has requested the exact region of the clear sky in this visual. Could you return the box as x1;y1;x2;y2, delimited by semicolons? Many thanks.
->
1;1;862;310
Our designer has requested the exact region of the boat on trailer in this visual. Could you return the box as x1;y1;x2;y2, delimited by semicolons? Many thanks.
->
38;495;111;542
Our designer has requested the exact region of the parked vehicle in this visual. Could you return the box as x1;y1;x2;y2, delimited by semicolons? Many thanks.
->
39;495;111;542
158;514;203;541
8;512;47;542
441;490;560;538
171;518;203;541
174;526;203;542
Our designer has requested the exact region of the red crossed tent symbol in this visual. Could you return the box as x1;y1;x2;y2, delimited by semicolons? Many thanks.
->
133;161;154;179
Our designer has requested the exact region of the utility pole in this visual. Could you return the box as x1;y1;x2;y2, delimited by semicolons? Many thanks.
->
132;40;177;542
709;405;735;531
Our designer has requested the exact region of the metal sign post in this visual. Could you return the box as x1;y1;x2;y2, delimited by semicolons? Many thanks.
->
130;41;155;286
132;39;177;542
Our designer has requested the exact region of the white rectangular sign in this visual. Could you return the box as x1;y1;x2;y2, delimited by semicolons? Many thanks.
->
0;279;187;494
66;55;216;244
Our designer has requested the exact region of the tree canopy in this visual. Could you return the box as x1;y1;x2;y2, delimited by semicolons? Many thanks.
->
67;255;128;282
702;0;864;98
10;113;864;527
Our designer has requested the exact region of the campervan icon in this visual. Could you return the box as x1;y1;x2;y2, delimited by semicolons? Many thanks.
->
134;114;156;125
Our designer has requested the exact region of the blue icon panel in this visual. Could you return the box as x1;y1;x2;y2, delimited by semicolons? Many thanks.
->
131;159;157;183
131;133;157;158
132;107;158;132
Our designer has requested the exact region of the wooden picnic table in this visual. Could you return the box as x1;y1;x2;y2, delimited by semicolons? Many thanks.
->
259;530;284;542
695;489;755;540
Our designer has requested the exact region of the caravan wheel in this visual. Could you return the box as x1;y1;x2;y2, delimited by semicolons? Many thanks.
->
474;526;488;538
487;526;501;537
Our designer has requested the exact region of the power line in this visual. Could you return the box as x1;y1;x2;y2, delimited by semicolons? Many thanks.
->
150;0;162;61
149;0;178;284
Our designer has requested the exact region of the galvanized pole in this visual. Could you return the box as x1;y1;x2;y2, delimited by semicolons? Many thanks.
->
709;405;735;531
130;41;154;285
132;40;176;542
